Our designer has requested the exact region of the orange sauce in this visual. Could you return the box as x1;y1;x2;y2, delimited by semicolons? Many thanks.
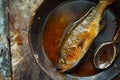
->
43;10;99;76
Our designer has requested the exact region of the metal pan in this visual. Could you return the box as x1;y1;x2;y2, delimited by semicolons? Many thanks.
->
29;0;120;80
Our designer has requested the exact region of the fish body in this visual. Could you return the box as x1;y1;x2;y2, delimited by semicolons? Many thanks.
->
57;0;116;72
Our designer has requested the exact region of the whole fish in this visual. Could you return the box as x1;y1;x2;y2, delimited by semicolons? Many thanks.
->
57;0;116;72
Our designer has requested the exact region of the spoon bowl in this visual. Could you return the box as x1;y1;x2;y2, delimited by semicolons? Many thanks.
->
94;26;120;69
93;42;116;69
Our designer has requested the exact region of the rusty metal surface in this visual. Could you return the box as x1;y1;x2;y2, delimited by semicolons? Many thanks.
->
9;0;50;80
0;0;11;80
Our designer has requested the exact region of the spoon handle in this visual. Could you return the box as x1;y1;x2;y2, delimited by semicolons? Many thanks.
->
113;25;120;43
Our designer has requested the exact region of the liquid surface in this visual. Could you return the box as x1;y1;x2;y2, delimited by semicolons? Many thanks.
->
43;1;116;77
98;44;114;64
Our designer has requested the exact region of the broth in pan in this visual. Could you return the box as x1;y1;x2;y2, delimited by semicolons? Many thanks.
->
43;1;116;76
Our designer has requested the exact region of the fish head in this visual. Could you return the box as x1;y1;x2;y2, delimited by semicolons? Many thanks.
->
57;47;81;72
57;57;72;73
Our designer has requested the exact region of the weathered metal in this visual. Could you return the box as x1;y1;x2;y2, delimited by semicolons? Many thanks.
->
9;0;50;80
0;0;11;79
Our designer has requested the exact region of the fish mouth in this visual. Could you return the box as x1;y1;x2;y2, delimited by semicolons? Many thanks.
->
57;67;68;73
56;64;72;73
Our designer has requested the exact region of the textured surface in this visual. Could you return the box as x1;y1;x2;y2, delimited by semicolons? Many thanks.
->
9;0;50;80
0;0;11;80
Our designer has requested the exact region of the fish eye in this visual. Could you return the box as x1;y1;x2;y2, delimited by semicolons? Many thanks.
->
59;57;66;65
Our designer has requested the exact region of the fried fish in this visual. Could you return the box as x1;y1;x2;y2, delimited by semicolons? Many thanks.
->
57;0;116;72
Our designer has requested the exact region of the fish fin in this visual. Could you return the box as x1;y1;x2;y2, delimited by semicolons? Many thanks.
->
73;7;94;25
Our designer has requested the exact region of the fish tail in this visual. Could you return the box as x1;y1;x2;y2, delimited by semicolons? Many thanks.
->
99;0;116;6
